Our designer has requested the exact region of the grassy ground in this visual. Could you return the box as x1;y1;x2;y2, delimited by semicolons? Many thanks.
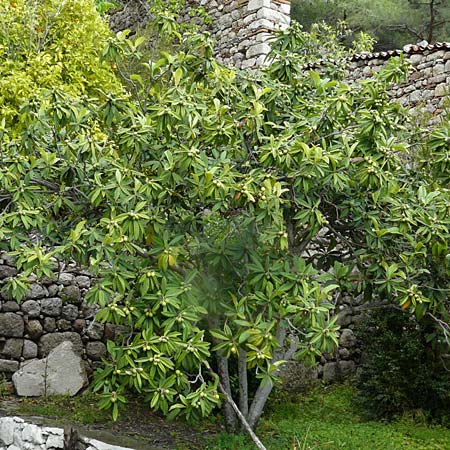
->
3;384;450;449
203;384;450;450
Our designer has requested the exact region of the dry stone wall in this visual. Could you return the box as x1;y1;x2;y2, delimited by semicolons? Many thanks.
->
109;0;291;70
345;42;450;122
0;253;118;386
181;0;290;69
0;247;361;389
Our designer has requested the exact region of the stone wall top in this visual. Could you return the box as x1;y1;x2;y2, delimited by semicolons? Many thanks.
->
109;0;291;70
346;42;450;122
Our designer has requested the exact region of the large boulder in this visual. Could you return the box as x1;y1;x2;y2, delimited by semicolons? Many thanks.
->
12;341;88;397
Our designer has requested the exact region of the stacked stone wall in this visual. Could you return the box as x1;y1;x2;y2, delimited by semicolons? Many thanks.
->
181;0;290;69
345;43;450;122
0;254;115;384
109;0;291;70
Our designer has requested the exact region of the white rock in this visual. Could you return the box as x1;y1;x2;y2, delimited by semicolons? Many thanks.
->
12;359;47;397
86;439;135;450
0;418;17;445
42;426;64;448
21;423;44;444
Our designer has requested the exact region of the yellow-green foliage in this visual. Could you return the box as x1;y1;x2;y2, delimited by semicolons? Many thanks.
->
0;0;121;129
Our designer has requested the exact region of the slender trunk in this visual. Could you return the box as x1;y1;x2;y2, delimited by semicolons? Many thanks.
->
428;0;435;43
209;316;238;432
247;321;298;430
238;348;249;420
218;381;268;450
217;352;238;432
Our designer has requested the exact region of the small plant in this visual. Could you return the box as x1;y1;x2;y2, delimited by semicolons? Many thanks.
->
0;375;10;397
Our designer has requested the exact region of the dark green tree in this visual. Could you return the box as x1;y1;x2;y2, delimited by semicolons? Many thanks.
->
292;0;450;50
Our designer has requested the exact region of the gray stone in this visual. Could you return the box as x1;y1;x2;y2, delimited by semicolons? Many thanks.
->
339;329;357;348
1;301;19;313
0;265;17;280
13;342;88;397
20;300;40;318
75;275;91;289
56;319;71;331
40;297;62;317
86;341;107;361
47;284;60;297
26;283;48;300
86;322;104;340
41;275;57;285
338;347;350;359
25;320;43;340
11;359;47;396
279;361;318;393
336;309;353;327
339;360;356;376
45;341;88;396
435;84;447;97
39;332;83;357
62;304;79;322
0;313;24;337
22;340;38;359
322;360;356;383
1;339;23;359
43;317;56;332
60;285;81;304
57;272;75;286
0;359;19;373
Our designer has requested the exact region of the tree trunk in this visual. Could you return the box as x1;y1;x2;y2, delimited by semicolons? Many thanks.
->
218;381;268;450
428;0;435;43
238;348;249;421
217;352;238;432
246;321;299;430
247;322;287;429
209;315;238;432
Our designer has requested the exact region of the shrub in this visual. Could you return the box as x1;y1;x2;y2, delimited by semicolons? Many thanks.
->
0;0;121;131
356;309;450;423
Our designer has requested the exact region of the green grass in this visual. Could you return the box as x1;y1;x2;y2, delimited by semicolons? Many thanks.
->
15;393;110;425
203;384;450;450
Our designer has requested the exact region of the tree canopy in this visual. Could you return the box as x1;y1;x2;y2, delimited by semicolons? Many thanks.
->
1;1;449;446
